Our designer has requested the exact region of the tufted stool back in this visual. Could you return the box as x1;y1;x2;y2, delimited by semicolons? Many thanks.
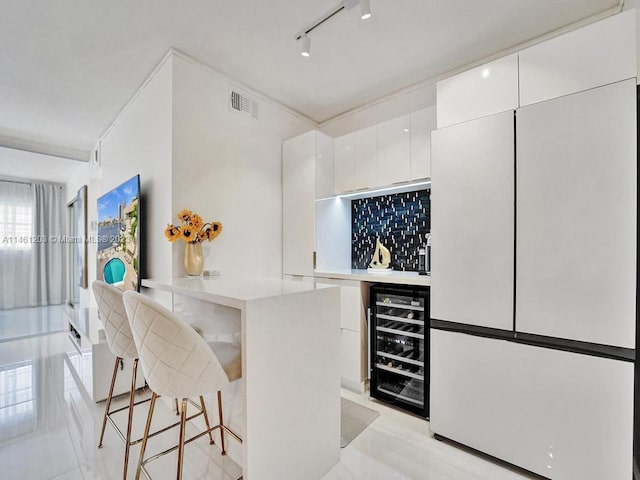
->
122;290;231;399
92;280;138;359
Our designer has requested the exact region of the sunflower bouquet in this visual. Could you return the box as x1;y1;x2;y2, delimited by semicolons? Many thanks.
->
164;209;223;244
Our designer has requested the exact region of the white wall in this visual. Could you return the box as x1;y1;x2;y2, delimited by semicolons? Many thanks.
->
623;2;640;76
99;55;173;304
170;53;313;278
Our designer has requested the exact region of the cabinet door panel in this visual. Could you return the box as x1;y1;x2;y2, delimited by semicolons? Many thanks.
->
410;107;436;180
430;111;514;330
437;54;518;128
430;330;633;480
353;126;378;190
334;134;355;193
519;11;636;107
283;132;316;276
516;80;636;348
315;131;334;199
378;115;411;185
340;328;362;384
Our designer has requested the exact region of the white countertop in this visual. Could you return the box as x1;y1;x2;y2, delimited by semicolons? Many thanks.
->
142;276;336;309
313;269;430;286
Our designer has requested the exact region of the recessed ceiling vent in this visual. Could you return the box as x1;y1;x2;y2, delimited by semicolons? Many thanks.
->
229;88;258;118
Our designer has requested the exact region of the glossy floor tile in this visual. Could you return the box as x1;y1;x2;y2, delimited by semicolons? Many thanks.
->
0;307;539;480
0;304;66;341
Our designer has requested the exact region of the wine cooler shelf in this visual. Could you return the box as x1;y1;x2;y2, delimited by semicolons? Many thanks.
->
377;378;424;407
370;284;429;418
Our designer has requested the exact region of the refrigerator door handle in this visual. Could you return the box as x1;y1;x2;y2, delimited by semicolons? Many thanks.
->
367;307;371;377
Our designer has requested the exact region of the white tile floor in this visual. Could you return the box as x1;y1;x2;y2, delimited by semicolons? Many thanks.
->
0;306;539;480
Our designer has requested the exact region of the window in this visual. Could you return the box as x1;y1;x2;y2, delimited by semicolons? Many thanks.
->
0;203;33;250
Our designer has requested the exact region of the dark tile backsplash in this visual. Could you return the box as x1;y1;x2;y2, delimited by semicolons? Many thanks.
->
351;189;430;271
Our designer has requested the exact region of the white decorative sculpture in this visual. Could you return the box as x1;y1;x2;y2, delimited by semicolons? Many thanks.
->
369;237;391;270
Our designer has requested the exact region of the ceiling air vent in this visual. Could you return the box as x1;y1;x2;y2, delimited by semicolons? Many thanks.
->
229;88;258;118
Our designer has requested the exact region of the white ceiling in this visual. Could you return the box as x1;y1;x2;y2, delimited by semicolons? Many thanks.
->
0;147;83;184
0;0;622;159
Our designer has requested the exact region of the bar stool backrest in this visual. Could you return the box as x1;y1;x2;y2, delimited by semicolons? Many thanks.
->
122;290;230;399
92;280;138;360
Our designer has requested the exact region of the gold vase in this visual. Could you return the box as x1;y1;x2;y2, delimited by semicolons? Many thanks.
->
184;242;204;276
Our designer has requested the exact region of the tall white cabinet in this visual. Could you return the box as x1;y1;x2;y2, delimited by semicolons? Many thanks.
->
516;79;637;349
430;111;514;330
429;11;637;480
283;130;333;276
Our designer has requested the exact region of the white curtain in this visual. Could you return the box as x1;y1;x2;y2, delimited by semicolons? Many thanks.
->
0;180;66;309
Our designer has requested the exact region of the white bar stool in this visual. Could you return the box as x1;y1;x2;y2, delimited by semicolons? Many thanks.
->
93;281;212;480
122;290;242;480
93;280;145;479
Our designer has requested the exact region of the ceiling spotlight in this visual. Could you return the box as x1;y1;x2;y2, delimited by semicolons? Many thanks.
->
360;0;372;20
300;33;311;57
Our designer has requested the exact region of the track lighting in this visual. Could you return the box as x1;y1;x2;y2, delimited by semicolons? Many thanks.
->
360;0;372;20
300;33;311;57
295;0;372;57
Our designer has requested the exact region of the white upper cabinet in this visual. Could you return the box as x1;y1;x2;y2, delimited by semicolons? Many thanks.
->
315;131;334;200
377;114;411;185
437;54;519;128
333;109;436;194
410;106;436;180
352;125;378;190
333;133;355;194
515;80;637;349
430;110;514;330
519;10;636;107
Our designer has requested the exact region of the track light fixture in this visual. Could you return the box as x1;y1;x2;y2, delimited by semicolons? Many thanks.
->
300;33;311;57
360;0;372;20
294;0;372;57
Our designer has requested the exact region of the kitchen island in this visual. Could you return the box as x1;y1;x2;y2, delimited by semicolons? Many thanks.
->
142;276;340;480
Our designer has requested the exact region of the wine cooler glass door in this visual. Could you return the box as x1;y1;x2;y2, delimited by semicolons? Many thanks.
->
371;287;428;417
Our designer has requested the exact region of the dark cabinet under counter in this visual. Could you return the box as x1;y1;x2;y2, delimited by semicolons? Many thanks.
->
369;284;429;417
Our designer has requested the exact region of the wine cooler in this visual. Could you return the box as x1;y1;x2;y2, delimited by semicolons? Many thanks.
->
369;284;429;417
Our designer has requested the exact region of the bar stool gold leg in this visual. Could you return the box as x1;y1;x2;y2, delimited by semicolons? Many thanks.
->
176;398;188;480
99;357;121;448
122;358;138;480
199;396;215;445
135;392;158;480
217;390;226;455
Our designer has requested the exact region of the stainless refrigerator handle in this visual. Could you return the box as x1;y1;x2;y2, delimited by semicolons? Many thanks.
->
366;307;371;378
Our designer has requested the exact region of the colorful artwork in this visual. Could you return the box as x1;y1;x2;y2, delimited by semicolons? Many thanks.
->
96;175;140;291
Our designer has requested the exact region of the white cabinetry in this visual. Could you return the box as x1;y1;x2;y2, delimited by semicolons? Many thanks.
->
436;54;519;128
352;126;378;190
333;108;436;194
430;111;514;330
410;107;435;180
318;278;366;391
333;133;355;194
516;80;637;348
377;114;411;185
287;276;367;392
430;330;633;480
315;131;335;200
519;11;636;107
283;130;333;276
